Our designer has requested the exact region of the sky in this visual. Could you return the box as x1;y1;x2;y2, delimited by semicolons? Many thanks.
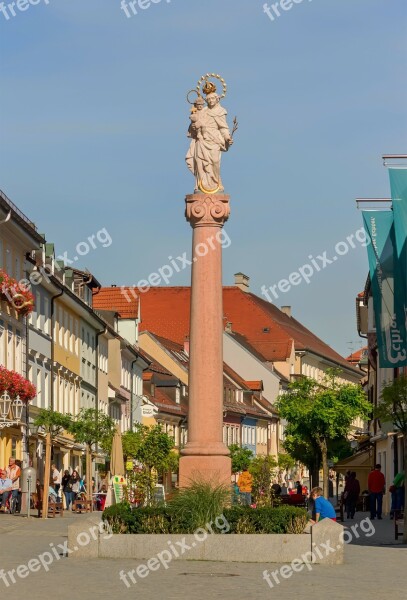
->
1;0;406;357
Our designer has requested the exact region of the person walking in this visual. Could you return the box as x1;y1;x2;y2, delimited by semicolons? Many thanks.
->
344;471;360;519
51;464;61;498
70;470;81;507
368;464;385;520
237;468;253;506
61;470;73;510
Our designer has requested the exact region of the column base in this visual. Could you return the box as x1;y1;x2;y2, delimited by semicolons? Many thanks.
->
179;455;231;489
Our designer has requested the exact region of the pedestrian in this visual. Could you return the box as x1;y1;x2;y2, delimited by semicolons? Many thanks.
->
281;481;288;495
0;470;13;512
61;469;73;510
70;470;81;506
51;464;61;497
6;457;21;513
295;481;302;495
237;467;253;506
368;464;385;520
344;471;360;519
309;487;337;523
390;471;405;519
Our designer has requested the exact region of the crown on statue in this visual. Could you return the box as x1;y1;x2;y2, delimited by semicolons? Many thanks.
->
202;81;217;95
196;73;227;100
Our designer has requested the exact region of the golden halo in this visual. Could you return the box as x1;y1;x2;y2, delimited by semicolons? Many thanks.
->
196;73;227;100
198;179;221;195
186;89;201;105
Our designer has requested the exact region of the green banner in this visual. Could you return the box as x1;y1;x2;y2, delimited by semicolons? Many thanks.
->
362;211;407;368
389;169;407;330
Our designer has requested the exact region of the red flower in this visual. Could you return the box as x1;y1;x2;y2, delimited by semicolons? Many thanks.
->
0;366;36;403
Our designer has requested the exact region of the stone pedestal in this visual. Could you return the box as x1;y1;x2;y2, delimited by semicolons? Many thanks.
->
179;194;231;487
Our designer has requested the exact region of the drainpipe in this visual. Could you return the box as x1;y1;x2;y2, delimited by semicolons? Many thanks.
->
50;288;64;410
130;357;139;430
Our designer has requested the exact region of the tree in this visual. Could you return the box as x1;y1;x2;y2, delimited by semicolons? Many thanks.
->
127;424;175;506
68;408;116;503
34;408;73;519
376;375;407;543
249;455;277;507
276;369;371;497
228;444;253;478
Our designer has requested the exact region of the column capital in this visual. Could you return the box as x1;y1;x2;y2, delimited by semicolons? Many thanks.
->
185;194;230;228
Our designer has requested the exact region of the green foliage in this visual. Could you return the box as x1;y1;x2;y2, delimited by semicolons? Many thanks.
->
249;455;278;507
277;369;370;494
376;375;407;434
102;503;308;535
34;408;72;437
125;424;175;507
277;452;296;471
122;429;143;461
68;408;116;451
229;444;253;473
167;480;231;531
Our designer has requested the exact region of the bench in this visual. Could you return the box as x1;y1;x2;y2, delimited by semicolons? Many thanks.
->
34;487;64;518
395;510;404;540
72;499;93;513
280;493;307;508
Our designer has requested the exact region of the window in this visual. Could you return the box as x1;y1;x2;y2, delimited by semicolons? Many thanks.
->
36;291;41;330
69;316;73;351
36;368;42;409
15;329;22;373
0;320;4;365
58;308;63;345
7;325;13;369
44;297;50;335
44;371;49;409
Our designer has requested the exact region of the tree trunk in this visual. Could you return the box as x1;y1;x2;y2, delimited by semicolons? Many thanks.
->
309;465;320;489
42;432;51;519
320;439;329;499
86;445;93;511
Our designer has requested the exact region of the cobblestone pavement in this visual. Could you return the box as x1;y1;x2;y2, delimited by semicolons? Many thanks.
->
0;512;405;600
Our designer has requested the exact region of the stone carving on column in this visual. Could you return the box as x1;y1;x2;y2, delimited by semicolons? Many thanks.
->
186;74;238;195
185;194;230;228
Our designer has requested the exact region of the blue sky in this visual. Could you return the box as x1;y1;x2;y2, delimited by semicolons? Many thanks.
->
1;0;406;356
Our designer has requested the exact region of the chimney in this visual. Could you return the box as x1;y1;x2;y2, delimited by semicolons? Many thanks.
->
281;306;292;317
184;336;190;356
225;321;233;333
234;272;250;292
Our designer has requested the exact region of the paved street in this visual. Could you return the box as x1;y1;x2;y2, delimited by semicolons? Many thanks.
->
0;512;405;600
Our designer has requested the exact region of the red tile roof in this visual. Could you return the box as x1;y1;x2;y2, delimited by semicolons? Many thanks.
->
136;287;358;373
93;287;139;319
245;381;263;391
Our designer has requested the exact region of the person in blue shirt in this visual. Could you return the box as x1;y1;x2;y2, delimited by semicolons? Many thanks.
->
310;487;337;523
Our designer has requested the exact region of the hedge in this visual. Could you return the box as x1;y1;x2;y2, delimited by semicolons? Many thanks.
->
102;503;308;535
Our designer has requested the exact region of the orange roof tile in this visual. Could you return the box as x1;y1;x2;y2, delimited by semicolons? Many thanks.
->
135;287;358;373
93;287;139;319
245;381;263;391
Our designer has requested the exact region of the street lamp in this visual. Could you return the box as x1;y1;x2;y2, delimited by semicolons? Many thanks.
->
0;391;12;419
0;392;24;429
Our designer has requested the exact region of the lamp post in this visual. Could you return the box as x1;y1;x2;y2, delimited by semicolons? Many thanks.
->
0;392;24;429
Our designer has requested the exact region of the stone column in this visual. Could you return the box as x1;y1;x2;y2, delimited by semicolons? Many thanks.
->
179;194;231;487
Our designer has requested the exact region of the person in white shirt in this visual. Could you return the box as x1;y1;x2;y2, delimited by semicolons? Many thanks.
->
51;464;62;497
